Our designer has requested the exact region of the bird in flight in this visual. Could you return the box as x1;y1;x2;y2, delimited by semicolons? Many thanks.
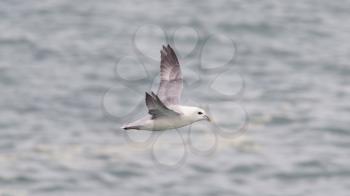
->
122;45;211;131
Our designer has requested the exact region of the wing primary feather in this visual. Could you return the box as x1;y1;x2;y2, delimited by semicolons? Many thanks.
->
145;91;179;119
157;45;183;105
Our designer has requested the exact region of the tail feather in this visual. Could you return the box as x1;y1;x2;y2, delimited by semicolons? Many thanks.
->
121;125;140;130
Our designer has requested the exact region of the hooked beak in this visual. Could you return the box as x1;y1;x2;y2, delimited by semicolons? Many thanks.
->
204;115;212;122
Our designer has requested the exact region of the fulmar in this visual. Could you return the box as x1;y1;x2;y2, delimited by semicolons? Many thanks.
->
121;45;211;131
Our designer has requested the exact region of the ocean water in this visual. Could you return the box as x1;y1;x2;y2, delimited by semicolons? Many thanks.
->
1;0;350;195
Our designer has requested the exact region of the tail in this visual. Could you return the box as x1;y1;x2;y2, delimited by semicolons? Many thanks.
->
121;124;140;130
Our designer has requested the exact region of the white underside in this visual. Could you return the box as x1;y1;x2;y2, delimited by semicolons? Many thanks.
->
123;105;203;131
139;115;194;131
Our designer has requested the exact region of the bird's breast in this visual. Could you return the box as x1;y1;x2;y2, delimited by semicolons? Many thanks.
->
150;116;193;131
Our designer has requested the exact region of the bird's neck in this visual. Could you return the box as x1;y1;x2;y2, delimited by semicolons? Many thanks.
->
177;105;198;123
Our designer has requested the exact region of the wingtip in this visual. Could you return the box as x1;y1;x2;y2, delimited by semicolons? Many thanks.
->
161;45;167;55
145;92;154;100
150;91;157;97
162;44;173;51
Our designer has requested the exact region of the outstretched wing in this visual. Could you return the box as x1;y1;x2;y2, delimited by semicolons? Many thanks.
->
145;91;180;119
157;45;183;105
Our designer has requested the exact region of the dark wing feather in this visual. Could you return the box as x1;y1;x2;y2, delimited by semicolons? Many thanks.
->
157;45;183;105
145;91;180;119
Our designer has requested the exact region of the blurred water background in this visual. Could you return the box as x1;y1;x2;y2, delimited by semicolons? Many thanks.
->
1;0;350;195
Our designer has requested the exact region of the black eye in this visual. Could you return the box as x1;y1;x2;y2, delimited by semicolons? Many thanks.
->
197;112;203;115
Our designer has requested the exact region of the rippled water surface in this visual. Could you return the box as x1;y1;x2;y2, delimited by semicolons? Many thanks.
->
1;0;350;195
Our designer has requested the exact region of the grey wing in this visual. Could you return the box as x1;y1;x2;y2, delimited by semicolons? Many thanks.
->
145;91;180;119
157;45;183;105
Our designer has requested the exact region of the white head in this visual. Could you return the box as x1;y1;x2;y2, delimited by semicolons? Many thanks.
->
182;106;211;123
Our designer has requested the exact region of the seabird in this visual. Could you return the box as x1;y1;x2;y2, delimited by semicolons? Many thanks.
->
121;45;211;131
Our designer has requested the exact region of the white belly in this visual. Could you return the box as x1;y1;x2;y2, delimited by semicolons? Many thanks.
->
141;116;193;131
